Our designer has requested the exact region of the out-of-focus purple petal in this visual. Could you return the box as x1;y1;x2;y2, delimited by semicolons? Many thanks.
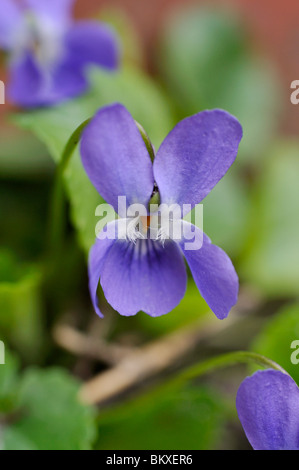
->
8;53;87;107
0;0;23;49
99;238;187;317
236;370;299;450
8;53;43;106
153;110;243;213
80;104;155;214
48;60;87;103
64;21;119;70
24;0;74;27
88;221;118;318
179;222;238;319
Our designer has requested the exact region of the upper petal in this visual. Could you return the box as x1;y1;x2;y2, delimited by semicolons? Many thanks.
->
0;0;23;49
153;109;242;212
80;104;155;214
8;53;87;107
64;21;119;71
99;238;187;317
8;53;43;107
48;59;88;104
24;0;74;28
236;370;299;450
179;222;238;319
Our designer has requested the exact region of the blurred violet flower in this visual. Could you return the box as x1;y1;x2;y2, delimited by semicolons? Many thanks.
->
0;0;119;107
80;103;243;318
237;369;299;450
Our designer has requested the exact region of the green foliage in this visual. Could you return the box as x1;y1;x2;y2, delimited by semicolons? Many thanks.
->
241;141;299;296
0;351;96;450
251;303;299;385
158;7;281;163
97;385;229;450
0;250;43;361
201;169;250;258
15;66;175;253
0;350;19;414
0;128;52;178
0;180;49;258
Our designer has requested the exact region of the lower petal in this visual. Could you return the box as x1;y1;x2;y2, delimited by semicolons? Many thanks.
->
8;54;43;107
100;238;187;317
179;222;238;319
88;221;118;317
236;370;299;450
8;53;87;107
50;60;88;102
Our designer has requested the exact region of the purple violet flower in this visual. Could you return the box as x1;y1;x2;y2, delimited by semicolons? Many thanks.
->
237;369;299;450
0;0;119;107
80;103;243;318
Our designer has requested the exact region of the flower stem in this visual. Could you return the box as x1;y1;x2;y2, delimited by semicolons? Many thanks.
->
135;121;155;162
142;351;287;411
173;351;287;389
47;118;91;254
59;118;91;173
94;350;287;418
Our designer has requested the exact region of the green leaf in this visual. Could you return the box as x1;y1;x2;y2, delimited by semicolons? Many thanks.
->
241;141;299;296
158;7;281;163
15;66;175;253
251;303;299;386
2;369;96;450
97;385;229;450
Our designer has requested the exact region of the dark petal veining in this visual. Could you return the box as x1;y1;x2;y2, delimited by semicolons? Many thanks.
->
99;237;187;317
